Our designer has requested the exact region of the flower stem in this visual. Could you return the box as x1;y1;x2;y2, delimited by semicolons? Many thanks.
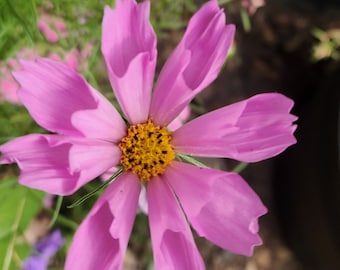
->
48;195;63;229
45;208;78;231
232;162;248;173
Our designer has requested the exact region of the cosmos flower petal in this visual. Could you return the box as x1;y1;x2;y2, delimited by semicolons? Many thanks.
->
147;177;205;270
0;134;119;195
13;58;125;141
65;173;140;270
173;93;297;162
101;168;149;214
102;0;157;124
150;0;235;126
138;185;148;214
167;105;191;131
166;161;267;256
0;135;77;195
69;138;122;185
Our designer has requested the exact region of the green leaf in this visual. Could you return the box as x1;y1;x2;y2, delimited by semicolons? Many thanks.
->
0;178;44;270
4;0;34;45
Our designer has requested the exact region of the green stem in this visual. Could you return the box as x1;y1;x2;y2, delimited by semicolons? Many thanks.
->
45;208;78;231
232;162;248;173
30;0;38;21
48;195;63;229
240;8;251;32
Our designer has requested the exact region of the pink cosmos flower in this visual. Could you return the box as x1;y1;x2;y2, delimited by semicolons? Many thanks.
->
37;14;68;43
0;0;297;269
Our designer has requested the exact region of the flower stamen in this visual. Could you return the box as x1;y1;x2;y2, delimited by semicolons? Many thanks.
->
119;119;175;182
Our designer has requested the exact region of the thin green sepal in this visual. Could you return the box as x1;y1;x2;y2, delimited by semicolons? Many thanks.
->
177;153;248;173
176;153;208;168
67;167;124;208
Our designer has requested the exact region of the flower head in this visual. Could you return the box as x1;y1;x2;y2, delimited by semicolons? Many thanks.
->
0;0;297;269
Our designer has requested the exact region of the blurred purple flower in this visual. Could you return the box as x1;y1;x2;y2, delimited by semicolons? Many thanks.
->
23;230;64;270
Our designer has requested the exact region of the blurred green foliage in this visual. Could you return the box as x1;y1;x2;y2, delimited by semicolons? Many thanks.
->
0;0;38;58
0;177;44;270
312;27;340;61
0;103;43;143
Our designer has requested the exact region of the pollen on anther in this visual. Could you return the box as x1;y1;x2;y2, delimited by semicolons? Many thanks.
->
118;119;175;181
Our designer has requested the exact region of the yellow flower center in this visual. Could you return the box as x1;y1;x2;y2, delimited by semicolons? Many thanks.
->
119;119;175;182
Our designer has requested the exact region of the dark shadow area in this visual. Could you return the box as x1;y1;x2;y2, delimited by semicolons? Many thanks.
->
198;0;340;269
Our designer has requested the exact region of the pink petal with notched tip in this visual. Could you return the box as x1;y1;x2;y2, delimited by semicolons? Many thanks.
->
0;135;79;195
173;93;297;162
166;161;267;256
65;173;140;270
147;177;205;270
101;0;157;124
150;0;234;126
13;58;125;142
